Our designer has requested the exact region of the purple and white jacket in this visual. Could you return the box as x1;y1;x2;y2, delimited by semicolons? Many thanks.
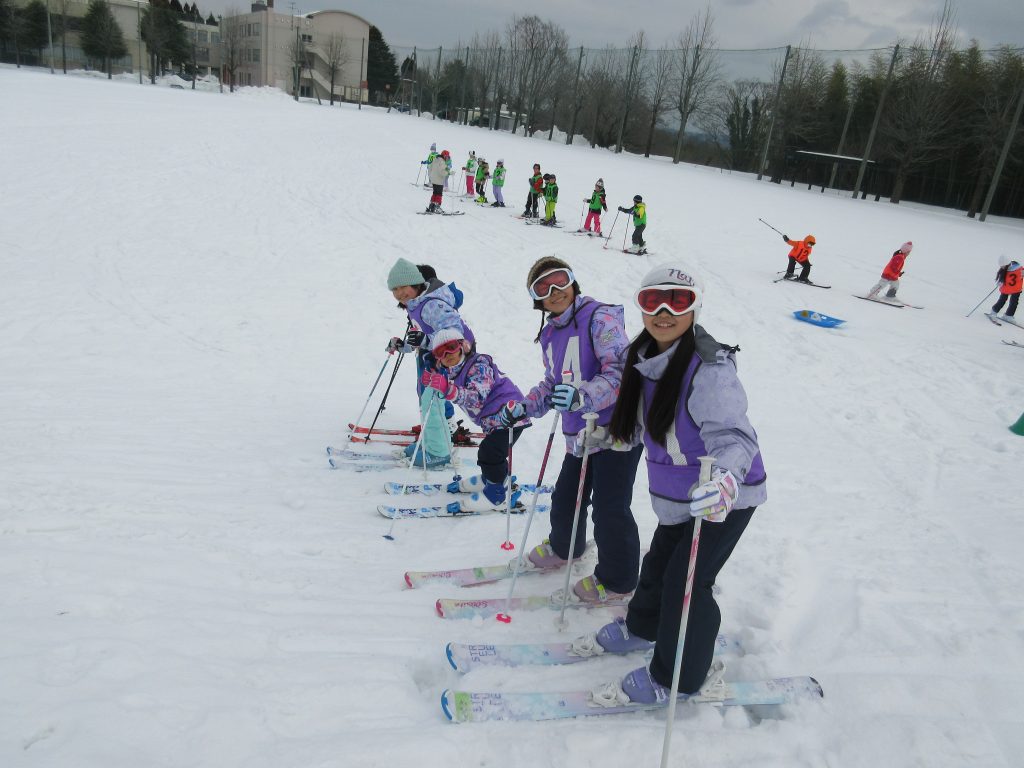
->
636;327;767;525
444;352;528;435
523;295;629;456
405;279;476;348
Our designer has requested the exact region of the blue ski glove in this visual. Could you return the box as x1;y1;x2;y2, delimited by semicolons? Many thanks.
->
551;383;582;412
689;469;739;522
498;401;526;427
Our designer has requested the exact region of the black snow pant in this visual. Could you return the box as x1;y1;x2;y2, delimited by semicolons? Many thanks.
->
547;444;643;594
786;257;811;280
625;506;755;693
475;424;528;485
525;191;540;217
632;224;646;247
992;293;1020;317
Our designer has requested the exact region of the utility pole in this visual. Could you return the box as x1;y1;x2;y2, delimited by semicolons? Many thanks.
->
358;36;365;109
45;0;54;73
853;44;898;199
980;83;1024;222
192;17;197;90
757;45;791;181
217;15;223;92
136;0;143;84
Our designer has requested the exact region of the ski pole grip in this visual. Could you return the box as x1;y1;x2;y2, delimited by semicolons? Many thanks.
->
561;369;573;384
697;455;716;485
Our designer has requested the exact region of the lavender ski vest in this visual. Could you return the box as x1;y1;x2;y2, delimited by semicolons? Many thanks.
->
452;353;524;425
540;298;615;436
407;284;476;345
643;354;767;503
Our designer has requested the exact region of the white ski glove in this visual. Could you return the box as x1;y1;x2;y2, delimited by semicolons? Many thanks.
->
689;468;739;522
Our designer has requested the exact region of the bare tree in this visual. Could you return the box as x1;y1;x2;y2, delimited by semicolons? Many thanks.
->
581;47;621;148
671;8;721;163
614;31;648;152
879;0;959;203
767;43;830;181
221;8;244;92
468;31;502;127
642;45;675;157
324;34;351;105
505;15;569;135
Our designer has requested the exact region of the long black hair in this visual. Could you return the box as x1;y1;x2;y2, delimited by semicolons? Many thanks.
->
609;326;696;447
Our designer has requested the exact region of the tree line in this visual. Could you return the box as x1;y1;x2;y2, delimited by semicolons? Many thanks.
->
367;6;1024;219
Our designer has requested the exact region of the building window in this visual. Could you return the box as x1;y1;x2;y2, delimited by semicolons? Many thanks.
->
300;85;312;98
301;33;312;43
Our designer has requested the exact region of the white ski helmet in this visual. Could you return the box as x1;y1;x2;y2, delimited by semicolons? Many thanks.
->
638;262;704;323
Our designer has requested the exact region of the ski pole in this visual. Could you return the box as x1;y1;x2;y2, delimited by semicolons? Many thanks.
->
366;349;406;440
501;413;516;551
555;411;599;630
660;455;715;768
602;211;620;249
350;353;392;432
496;405;562;624
497;372;571;624
578;203;588;232
415;163;423;186
621;224;630;254
758;217;785;236
382;388;437;540
966;286;998;317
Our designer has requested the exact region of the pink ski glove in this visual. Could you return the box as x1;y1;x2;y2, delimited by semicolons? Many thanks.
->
421;370;454;398
689;469;739;522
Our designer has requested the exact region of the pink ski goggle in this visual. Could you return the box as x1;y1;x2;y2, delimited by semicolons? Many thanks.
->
634;285;700;316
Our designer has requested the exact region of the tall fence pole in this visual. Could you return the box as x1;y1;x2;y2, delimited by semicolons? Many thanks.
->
852;43;899;198
45;0;54;73
980;83;1024;222
490;47;503;130
566;46;584;145
136;0;143;83
757;44;791;181
434;47;443;119
460;46;470;124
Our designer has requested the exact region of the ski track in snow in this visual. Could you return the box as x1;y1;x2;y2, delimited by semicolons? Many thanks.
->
2;64;1023;767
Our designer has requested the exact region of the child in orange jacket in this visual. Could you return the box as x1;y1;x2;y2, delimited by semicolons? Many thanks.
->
782;233;816;282
867;241;913;300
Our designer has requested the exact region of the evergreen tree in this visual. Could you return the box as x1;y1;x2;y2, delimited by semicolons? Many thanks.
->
19;0;49;57
141;0;189;82
81;0;127;78
366;25;398;105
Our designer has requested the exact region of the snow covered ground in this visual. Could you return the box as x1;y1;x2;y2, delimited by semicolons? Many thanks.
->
2;64;1023;767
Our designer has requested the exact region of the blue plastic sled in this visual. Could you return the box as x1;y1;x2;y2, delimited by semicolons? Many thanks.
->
792;309;845;328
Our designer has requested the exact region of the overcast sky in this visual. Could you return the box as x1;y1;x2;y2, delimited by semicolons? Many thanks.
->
203;0;1023;52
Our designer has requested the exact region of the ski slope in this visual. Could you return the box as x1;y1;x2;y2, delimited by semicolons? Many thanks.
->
2;65;1023;767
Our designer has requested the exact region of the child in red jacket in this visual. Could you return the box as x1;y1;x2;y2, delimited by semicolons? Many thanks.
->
866;241;913;300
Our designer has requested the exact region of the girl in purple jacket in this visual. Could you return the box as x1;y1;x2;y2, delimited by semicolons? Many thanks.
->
587;261;767;707
420;328;531;513
499;256;643;603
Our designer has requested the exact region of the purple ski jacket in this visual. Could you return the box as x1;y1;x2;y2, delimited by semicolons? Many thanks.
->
405;279;475;349
523;294;629;456
445;352;528;435
635;327;767;525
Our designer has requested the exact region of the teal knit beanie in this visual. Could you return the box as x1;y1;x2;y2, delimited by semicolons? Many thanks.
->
387;258;426;290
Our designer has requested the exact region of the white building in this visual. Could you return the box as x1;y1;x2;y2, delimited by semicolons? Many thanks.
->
225;1;369;102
